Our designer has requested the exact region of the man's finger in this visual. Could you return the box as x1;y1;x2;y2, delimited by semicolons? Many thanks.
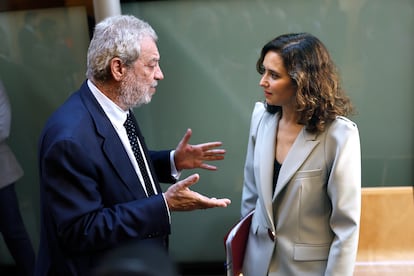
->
179;128;192;146
200;164;218;171
202;197;231;208
206;149;226;155
177;173;199;189
198;142;223;150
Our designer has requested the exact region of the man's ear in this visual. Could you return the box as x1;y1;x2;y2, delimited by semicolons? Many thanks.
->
110;58;126;81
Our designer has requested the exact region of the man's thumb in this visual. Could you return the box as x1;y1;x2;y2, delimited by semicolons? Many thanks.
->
180;173;199;189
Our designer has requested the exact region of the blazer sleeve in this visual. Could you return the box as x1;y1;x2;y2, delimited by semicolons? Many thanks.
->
149;150;176;184
324;117;361;276
0;80;23;187
0;80;11;142
39;137;171;255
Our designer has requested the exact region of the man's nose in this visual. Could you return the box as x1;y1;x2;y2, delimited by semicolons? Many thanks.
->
155;65;164;80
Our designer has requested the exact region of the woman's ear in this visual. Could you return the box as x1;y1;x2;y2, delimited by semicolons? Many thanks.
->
110;57;125;81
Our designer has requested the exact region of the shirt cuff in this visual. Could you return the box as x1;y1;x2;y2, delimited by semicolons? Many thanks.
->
170;150;181;180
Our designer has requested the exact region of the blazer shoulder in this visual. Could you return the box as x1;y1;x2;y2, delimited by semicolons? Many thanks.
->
329;116;359;135
335;116;358;128
40;86;95;144
323;116;360;148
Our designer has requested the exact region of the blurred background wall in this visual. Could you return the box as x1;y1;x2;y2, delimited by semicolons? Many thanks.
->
0;0;412;269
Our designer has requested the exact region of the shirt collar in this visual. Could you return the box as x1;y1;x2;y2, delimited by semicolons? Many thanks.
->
87;79;129;130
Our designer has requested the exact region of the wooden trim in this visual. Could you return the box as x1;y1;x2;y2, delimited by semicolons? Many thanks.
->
357;186;414;261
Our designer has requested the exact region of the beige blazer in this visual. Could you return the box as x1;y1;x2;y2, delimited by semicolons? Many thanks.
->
241;102;361;276
0;80;23;189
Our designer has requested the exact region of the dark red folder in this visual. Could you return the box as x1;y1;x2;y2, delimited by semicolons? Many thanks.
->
224;210;254;276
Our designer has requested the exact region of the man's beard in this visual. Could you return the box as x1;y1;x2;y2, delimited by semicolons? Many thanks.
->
118;74;155;109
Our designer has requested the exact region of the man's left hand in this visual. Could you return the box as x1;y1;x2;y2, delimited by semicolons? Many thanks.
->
174;128;226;171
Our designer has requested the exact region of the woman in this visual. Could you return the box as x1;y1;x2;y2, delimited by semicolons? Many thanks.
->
241;33;361;276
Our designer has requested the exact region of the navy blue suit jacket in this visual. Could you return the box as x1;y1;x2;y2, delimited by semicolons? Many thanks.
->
36;81;175;276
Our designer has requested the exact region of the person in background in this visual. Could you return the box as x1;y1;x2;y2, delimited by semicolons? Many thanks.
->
36;15;231;276
0;79;36;276
240;33;361;276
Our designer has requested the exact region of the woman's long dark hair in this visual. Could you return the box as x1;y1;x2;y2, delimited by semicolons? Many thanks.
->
257;33;354;133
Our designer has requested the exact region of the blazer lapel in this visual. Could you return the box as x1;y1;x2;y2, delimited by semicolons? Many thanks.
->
256;112;278;228
274;129;319;198
79;82;143;198
254;107;320;231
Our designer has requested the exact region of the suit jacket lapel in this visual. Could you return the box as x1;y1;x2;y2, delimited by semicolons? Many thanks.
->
78;82;143;198
274;129;319;198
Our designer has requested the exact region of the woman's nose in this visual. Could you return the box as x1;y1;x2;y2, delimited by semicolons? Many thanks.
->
259;75;268;87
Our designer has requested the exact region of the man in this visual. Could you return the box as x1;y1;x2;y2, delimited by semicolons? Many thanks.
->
36;15;231;276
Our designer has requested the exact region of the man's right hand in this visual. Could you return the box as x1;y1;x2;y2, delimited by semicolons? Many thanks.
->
164;174;231;211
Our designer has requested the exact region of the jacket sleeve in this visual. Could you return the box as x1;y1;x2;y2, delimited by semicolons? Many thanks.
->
39;137;171;255
325;117;361;276
0;81;11;142
149;150;176;184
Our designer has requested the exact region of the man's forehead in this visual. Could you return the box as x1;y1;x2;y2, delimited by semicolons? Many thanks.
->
140;37;160;60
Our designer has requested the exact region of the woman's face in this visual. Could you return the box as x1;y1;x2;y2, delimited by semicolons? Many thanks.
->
259;51;297;108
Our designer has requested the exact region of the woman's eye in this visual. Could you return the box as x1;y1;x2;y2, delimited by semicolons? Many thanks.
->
270;72;279;79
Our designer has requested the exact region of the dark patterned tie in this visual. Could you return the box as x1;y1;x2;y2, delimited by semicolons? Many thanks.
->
124;112;155;196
